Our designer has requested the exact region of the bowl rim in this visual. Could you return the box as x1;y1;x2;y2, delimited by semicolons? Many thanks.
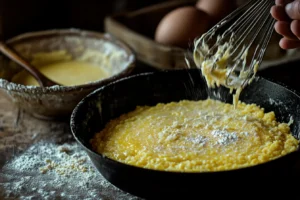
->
70;70;300;175
0;28;136;94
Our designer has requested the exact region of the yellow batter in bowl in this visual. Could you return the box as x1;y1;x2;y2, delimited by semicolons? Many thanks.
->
90;99;299;172
12;60;109;87
11;50;110;87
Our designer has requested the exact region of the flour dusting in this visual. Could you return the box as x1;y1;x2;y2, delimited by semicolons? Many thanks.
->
0;142;140;200
211;130;239;145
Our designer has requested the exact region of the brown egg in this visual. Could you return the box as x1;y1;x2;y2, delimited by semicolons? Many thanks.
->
196;0;237;23
154;6;211;48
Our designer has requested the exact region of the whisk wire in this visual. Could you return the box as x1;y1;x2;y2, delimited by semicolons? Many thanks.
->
202;0;257;37
206;0;273;72
248;16;276;78
194;0;258;55
194;0;276;89
222;0;263;38
230;1;274;67
208;0;263;50
231;1;273;55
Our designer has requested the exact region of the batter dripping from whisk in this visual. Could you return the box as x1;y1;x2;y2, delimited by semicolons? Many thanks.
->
193;34;259;107
192;0;275;107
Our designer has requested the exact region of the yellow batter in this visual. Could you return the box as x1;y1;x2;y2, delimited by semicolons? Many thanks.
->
90;99;299;172
12;61;109;86
193;34;259;107
11;50;110;86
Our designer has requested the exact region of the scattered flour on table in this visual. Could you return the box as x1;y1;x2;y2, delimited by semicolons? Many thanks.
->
0;142;140;200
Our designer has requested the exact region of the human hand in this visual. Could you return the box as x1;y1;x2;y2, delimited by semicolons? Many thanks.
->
271;0;300;49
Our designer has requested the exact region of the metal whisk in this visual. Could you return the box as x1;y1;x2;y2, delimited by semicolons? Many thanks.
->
193;0;276;89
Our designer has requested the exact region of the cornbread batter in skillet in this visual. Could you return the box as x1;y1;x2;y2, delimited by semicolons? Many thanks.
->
91;22;298;172
91;99;299;172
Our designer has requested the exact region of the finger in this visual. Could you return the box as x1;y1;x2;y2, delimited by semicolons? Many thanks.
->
276;0;293;6
275;21;298;39
271;5;291;21
285;0;300;20
290;20;300;38
279;37;300;49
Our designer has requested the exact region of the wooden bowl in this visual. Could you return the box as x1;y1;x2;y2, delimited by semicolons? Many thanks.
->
0;29;135;120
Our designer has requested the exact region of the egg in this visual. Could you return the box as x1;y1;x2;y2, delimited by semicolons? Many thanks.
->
196;0;237;23
154;6;211;48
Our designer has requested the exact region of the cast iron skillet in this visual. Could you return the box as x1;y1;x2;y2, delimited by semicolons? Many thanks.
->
70;69;300;199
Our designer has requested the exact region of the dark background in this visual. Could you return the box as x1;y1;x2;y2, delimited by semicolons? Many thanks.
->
0;0;170;40
0;0;299;92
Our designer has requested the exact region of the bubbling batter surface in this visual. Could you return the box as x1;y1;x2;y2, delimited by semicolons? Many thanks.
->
90;99;299;172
